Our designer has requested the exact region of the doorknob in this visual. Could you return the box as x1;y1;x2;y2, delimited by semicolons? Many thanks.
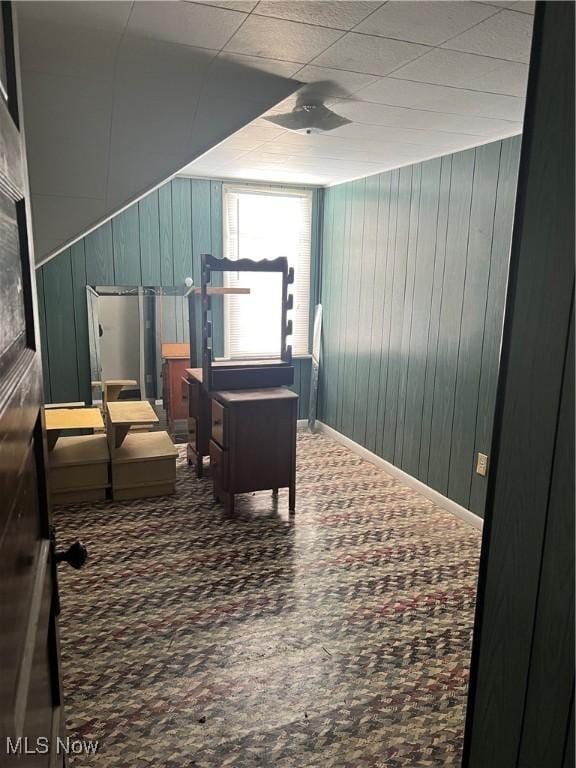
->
55;541;88;570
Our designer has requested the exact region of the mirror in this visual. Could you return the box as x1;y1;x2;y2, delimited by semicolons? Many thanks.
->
87;286;190;404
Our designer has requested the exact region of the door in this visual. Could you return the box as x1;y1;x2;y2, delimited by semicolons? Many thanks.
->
0;3;65;765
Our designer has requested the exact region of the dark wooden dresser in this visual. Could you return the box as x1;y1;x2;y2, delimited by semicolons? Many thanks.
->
185;367;211;477
209;387;298;513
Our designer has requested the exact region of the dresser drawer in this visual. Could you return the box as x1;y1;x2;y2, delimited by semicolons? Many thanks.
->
209;439;228;489
187;416;197;445
187;379;200;418
211;400;228;448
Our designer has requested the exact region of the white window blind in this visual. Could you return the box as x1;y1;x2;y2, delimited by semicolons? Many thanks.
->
222;184;312;359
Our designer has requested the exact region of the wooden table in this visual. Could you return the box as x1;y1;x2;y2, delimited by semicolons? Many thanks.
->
45;407;104;451
106;400;159;449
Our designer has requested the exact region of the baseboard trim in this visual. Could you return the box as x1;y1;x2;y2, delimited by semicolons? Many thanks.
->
313;421;483;531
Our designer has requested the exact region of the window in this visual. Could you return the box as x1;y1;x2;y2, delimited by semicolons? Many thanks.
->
222;184;312;359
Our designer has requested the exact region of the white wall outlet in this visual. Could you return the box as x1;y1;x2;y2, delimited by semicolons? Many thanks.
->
476;452;489;477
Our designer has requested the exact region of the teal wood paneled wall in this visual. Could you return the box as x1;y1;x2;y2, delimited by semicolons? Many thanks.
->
319;136;521;516
38;178;316;417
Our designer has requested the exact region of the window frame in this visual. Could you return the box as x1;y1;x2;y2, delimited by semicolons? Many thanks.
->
221;182;315;359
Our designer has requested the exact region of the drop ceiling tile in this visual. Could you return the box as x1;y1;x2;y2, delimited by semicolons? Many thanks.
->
355;77;525;120
330;120;486;148
17;1;133;31
442;8;533;63
312;33;431;76
217;52;301;77
295;65;380;96
254;1;382;31
19;20;121;81
467;60;529;96
415;86;525;121
480;0;534;12
187;0;259;11
355;1;498;46
392;47;528;94
340;100;517;136
224;15;342;63
128;1;247;50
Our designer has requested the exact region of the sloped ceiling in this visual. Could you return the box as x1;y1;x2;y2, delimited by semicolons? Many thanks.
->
16;1;299;263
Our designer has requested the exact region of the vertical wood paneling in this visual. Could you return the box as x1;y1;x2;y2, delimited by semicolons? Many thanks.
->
340;178;365;438
448;141;501;506
427;148;475;496
320;138;519;514
39;177;317;408
365;173;390;454
43;250;79;402
159;183;173;286
402;158;441;477
172;179;193;287
469;135;521;514
334;182;352;432
352;175;379;444
381;166;411;461
139;190;161;285
113;206;141;285
394;163;421;464
376;168;399;457
70;240;91;404
85;221;114;285
419;155;452;482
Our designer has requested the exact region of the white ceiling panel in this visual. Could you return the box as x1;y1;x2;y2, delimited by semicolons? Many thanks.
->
171;0;533;187
332;99;520;136
482;1;535;13
128;1;247;50
224;14;342;62
355;1;498;46
218;52;301;77
189;0;259;11
392;48;528;94
312;33;431;76
441;8;533;62
356;77;525;120
295;65;380;95
254;1;382;31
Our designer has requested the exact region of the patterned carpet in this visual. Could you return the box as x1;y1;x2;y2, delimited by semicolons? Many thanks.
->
54;431;481;768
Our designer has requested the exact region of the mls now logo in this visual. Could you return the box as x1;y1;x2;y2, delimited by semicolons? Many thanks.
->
6;737;99;756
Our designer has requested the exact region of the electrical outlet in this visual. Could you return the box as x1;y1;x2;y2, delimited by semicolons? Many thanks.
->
476;452;489;477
